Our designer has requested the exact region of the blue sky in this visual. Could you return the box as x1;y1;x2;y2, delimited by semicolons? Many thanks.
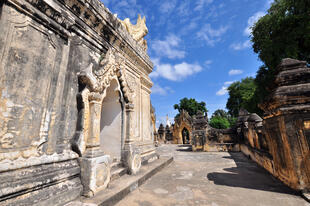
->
101;0;272;127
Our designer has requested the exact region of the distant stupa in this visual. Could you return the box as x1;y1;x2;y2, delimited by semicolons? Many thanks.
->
166;114;171;127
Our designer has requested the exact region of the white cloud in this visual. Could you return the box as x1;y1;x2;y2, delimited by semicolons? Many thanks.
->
229;69;243;75
244;11;265;36
177;1;190;16
197;24;228;46
194;0;213;11
151;84;173;96
151;58;160;68
266;0;274;8
205;60;213;67
107;0;146;20
224;81;235;85
230;40;251;50
151;34;185;59
216;86;228;96
216;80;236;96
179;16;201;35
188;21;198;31
160;0;177;13
150;60;202;81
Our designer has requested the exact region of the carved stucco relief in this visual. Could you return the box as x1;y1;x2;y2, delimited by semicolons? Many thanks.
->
120;14;148;51
76;48;137;155
124;71;140;139
141;89;151;141
0;8;78;169
79;49;135;102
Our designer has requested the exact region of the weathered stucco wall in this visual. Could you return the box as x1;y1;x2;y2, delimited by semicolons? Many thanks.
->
0;0;154;204
172;110;192;144
261;59;310;192
238;59;310;194
0;2;82;205
190;111;238;152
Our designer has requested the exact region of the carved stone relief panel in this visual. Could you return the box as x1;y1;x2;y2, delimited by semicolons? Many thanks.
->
0;7;61;160
141;89;151;141
124;71;140;140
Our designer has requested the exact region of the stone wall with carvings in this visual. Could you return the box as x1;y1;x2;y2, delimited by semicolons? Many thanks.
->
0;0;154;204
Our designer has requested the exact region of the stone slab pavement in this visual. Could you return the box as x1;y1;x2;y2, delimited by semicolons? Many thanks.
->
116;144;309;206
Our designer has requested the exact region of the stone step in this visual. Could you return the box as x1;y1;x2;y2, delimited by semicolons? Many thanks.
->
110;167;127;182
110;161;123;171
66;156;173;206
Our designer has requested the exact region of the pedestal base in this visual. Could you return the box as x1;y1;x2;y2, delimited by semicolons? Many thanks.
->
79;154;111;197
122;145;141;175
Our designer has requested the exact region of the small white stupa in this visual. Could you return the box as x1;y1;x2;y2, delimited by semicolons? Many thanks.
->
166;114;171;127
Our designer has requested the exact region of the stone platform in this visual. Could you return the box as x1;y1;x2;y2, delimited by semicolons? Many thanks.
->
65;156;173;206
116;145;308;206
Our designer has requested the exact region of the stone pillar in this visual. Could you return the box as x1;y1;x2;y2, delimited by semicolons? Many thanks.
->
122;103;141;174
86;92;102;153
79;92;111;197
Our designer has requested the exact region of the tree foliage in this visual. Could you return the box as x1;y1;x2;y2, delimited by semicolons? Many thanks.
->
210;109;236;129
211;109;229;119
209;116;230;129
251;0;310;103
226;77;259;117
174;98;208;116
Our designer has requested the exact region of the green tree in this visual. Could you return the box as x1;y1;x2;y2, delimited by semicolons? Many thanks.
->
251;0;310;103
174;98;208;116
209;116;230;129
211;109;227;119
226;77;259;117
210;109;237;128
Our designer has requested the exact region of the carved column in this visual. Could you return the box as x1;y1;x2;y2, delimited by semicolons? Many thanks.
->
122;103;141;174
79;92;110;197
85;92;102;155
125;103;135;144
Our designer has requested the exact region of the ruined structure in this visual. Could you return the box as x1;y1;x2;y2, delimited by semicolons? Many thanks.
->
237;59;310;196
157;124;166;143
165;125;173;142
191;111;237;151
191;111;208;151
190;58;310;196
237;109;274;174
0;0;157;204
172;110;192;144
155;110;237;150
187;59;310;194
240;59;310;194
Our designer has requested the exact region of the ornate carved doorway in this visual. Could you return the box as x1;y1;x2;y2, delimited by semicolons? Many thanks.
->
100;79;124;161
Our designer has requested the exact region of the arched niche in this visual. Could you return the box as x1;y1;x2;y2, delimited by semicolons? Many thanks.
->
182;127;190;144
100;78;124;161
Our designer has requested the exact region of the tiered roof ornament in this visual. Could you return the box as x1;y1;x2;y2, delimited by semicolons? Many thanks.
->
192;111;208;150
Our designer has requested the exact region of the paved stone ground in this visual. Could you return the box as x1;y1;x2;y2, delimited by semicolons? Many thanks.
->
116;144;309;206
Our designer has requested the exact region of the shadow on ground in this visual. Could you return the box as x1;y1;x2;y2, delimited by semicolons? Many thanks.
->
207;152;300;196
176;144;192;152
